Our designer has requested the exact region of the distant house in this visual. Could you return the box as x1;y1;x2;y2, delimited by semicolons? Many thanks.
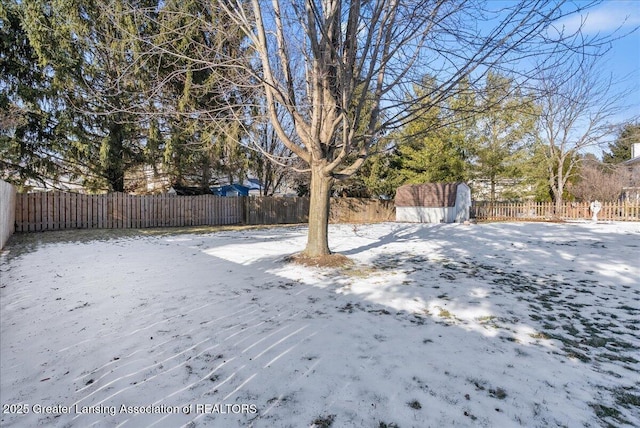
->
395;182;471;223
468;177;534;201
211;184;250;197
211;178;266;196
21;174;87;193
125;165;171;194
622;143;640;202
244;178;263;195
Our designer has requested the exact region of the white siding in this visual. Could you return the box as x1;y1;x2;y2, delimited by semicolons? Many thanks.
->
396;207;452;223
396;183;471;223
454;183;471;223
0;180;16;249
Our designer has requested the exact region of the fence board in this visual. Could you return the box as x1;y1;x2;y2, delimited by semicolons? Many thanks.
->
26;193;33;231
142;195;148;228
96;195;102;229
132;193;137;228
104;194;110;229
14;193;22;232
126;194;132;228
149;195;155;227
172;195;178;227
44;192;51;230
25;193;31;231
22;193;29;231
32;192;40;231
89;194;94;228
164;194;170;227
202;195;208;226
150;194;155;227
116;193;121;229
81;193;87;229
70;192;77;229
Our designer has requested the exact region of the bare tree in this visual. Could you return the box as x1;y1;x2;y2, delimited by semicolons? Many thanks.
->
215;0;613;258
250;116;296;196
109;0;613;258
536;51;626;212
571;157;630;202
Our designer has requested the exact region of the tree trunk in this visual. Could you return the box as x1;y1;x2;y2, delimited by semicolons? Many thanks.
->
304;165;334;257
555;180;564;214
555;164;564;214
490;178;496;204
105;125;125;192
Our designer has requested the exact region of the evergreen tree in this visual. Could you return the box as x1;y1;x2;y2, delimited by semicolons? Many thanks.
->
14;0;252;192
471;72;537;202
0;1;61;188
529;141;578;202
603;123;640;164
391;78;474;187
132;0;253;188
21;0;154;191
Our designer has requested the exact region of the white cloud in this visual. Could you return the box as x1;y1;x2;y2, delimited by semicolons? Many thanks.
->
556;1;640;35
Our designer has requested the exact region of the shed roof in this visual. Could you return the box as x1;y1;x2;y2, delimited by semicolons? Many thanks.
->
623;157;640;166
395;183;461;207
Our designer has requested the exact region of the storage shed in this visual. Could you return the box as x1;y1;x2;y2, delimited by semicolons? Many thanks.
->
395;182;471;223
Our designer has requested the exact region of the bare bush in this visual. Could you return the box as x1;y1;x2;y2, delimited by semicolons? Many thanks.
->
571;160;630;202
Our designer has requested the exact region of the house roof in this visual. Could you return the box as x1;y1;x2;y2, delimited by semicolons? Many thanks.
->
211;184;250;196
395;183;462;207
623;156;640;166
245;178;262;191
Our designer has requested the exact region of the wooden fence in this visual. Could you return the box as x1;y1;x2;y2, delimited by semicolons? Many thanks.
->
330;198;395;223
246;196;309;225
17;192;638;232
472;201;640;222
15;192;244;232
13;192;396;232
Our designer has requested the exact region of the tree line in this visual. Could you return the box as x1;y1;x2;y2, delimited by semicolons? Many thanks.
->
2;0;637;257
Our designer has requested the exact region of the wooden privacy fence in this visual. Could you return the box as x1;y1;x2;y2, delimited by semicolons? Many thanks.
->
13;192;640;232
246;196;309;225
15;192;244;232
244;197;395;225
14;192;396;232
330;198;395;223
472;201;640;221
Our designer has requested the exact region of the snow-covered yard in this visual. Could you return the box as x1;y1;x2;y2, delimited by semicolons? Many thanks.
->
1;222;639;428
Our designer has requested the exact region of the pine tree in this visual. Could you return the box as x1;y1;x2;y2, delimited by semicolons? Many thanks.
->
0;1;61;188
132;0;253;188
603;123;640;164
21;0;154;191
391;77;474;187
472;73;537;203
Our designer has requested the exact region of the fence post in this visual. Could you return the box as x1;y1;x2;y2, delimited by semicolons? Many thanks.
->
242;196;249;225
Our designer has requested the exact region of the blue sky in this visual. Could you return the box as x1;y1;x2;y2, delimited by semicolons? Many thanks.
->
556;0;640;124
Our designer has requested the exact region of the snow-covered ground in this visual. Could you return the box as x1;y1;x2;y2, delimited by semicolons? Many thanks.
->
1;222;639;428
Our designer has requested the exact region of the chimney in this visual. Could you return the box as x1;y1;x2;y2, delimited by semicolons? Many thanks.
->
633;143;640;160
